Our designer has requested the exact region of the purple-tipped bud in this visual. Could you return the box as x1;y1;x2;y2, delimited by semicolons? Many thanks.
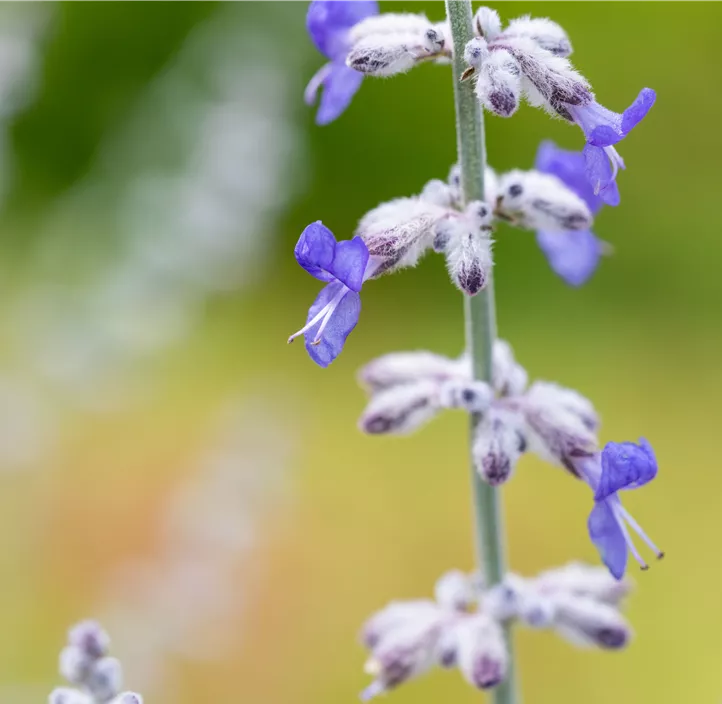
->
474;49;521;118
361;608;446;698
552;595;631;650
85;657;123;702
359;381;441;435
48;688;92;704
443;212;493;296
68;620;110;660
434;570;478;612
473;409;526;486
455;613;508;689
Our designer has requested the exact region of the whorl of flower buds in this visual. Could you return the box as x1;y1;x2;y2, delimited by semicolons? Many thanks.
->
49;620;142;704
346;13;447;77
360;563;632;698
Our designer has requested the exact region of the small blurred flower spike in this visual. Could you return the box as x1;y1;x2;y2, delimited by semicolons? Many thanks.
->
305;0;379;124
298;1;661;699
49;620;142;704
356;342;662;579
360;562;632;698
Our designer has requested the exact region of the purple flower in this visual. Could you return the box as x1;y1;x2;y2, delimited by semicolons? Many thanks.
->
577;438;663;580
534;140;607;286
289;221;371;367
566;88;656;205
305;0;378;125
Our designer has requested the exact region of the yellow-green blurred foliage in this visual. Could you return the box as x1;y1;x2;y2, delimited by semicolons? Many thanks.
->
0;2;720;703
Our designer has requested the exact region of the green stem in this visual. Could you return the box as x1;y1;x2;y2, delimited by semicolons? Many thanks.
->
444;2;519;702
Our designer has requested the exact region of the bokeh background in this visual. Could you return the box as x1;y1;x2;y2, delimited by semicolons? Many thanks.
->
0;2;719;702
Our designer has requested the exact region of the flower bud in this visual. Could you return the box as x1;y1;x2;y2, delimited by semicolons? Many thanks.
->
85;657;123;702
361;600;440;649
464;37;490;70
68;620;109;659
552;595;632;650
492;339;528;397
473;7;502;40
534;562;632;605
502;16;572;57
443;209;494;296
110;695;144;704
358;350;463;393
419;178;455;208
361;609;445;699
521;386;598;474
49;689;92;704
439;379;493;413
473;409;526;486
525;382;598;431
434;570;478;612
59;647;90;685
347;27;441;78
498;169;593;232
455;613;508;689
359;381;441;435
349;13;436;43
475;49;521;118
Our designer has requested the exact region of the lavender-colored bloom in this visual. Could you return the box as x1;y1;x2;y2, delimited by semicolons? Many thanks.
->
289;221;371;367
305;0;379;125
578;438;662;580
566;88;656;205
534;140;606;286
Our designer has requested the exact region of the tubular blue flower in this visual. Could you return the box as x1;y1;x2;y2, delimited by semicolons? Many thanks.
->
534;140;607;286
577;438;663;580
289;221;371;367
305;0;379;125
565;88;656;205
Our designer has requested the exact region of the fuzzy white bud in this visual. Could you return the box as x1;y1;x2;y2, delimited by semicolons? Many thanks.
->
473;7;503;41
67;620;110;659
455;613;508;689
443;203;494;295
361;600;440;649
534;562;632;605
498;169;593;232
419;178;455;208
524;382;598;431
492;339;528;397
552;595;632;650
502;16;572;57
447;165;499;207
434;570;478;612
475;49;521;118
472;408;526;486
85;657;123;702
359;380;442;435
358;350;464;393
464;37;490;70
49;689;92;704
110;695;144;704
349;13;435;43
59;647;90;686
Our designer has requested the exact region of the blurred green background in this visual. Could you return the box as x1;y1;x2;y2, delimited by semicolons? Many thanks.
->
0;2;719;703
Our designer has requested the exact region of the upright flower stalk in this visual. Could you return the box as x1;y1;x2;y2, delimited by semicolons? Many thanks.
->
446;2;518;704
297;1;660;700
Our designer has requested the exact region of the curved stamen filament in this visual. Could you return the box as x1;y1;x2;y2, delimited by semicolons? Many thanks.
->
615;503;664;559
287;299;335;343
311;287;348;344
609;500;648;570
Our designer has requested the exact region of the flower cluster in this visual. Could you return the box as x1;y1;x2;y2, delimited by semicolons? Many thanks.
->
49;620;142;704
357;342;663;580
290;146;605;366
360;562;632;698
305;3;655;204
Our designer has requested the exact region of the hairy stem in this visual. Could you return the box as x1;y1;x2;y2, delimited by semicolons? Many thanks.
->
444;2;519;702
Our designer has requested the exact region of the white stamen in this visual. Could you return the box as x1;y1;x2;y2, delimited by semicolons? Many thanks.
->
609;501;649;570
615;503;664;559
304;63;332;105
287;299;335;343
311;286;348;344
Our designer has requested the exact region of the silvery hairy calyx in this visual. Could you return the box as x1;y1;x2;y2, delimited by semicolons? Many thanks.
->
294;2;661;702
